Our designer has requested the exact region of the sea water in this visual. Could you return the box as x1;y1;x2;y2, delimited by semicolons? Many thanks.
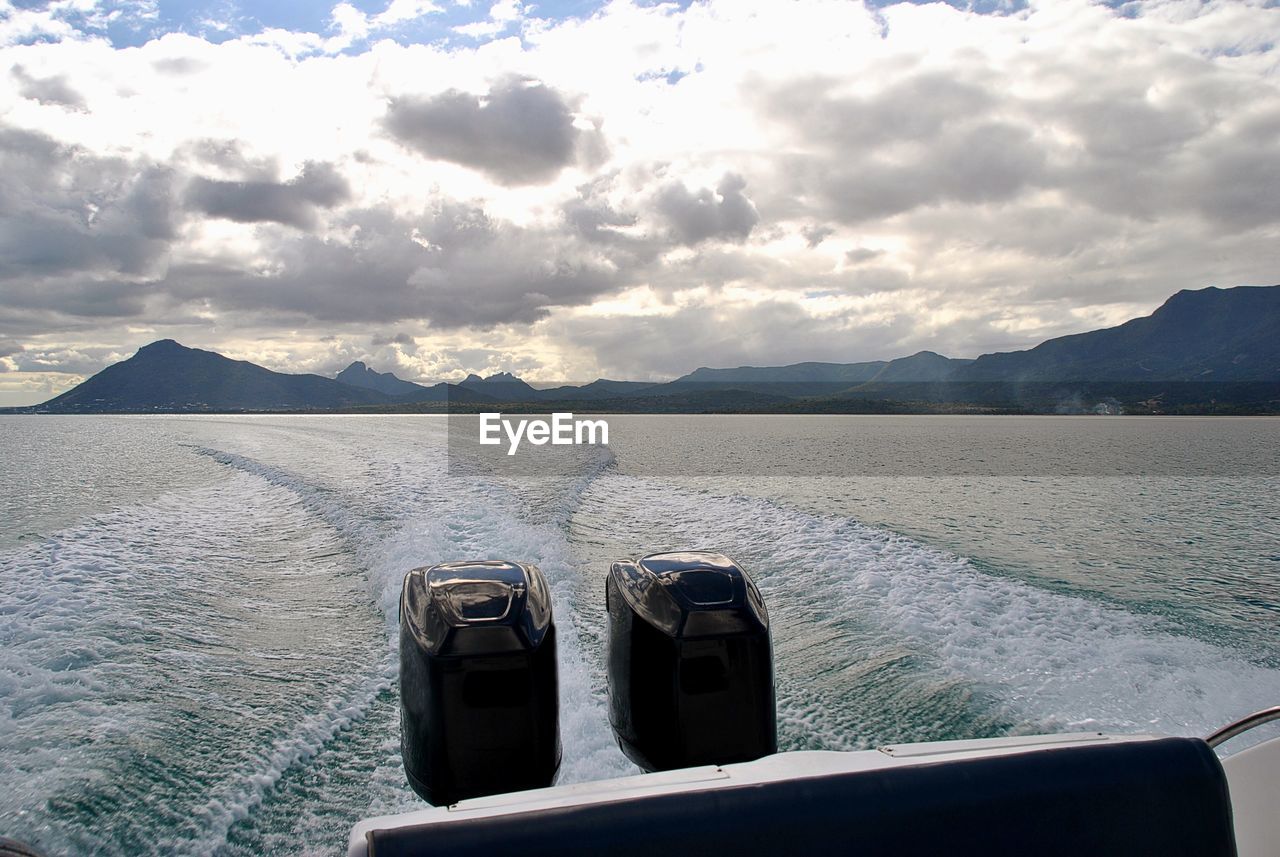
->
1;414;1277;854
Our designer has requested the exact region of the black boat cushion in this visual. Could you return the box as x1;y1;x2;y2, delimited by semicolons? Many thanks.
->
367;737;1237;857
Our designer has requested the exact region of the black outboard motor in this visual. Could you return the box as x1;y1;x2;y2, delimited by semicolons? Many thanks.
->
606;551;776;772
399;560;560;805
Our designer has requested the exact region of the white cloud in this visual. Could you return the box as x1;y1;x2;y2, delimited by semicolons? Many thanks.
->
0;0;82;46
1;0;1278;397
455;0;523;38
377;0;444;27
326;0;444;53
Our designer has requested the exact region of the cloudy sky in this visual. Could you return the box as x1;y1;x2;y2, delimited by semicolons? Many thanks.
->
0;0;1277;403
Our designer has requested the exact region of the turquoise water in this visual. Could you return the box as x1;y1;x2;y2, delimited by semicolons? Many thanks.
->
1;415;1277;854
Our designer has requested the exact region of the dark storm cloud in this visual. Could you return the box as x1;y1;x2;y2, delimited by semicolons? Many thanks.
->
654;173;759;244
1044;72;1280;232
1187;132;1280;230
184;138;278;177
560;171;769;284
845;247;884;264
10;64;87;110
114;167;181;241
0;277;151;320
762;72;995;153
371;331;419;351
1059;92;1204;161
0;127;179;288
563;184;636;239
377;332;416;346
1046;115;1280;231
0;126;75;191
1031;60;1219;223
411;202;624;326
786;121;1047;224
560;177;671;278
753;71;1047;225
383;76;606;185
801;224;834;248
1;155;629;337
184;161;350;229
758;51;1280;237
154;203;623;328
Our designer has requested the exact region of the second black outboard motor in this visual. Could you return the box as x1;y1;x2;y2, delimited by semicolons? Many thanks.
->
399;560;560;805
606;551;776;772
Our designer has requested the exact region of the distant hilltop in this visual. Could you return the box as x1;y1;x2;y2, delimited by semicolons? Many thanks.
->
14;284;1280;415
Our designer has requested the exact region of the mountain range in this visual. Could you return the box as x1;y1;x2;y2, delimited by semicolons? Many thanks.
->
15;285;1280;415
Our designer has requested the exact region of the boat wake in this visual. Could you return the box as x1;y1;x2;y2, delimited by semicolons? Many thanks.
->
577;473;1280;744
2;418;1276;856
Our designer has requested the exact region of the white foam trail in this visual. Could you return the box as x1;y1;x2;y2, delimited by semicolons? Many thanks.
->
179;685;386;856
4;420;629;854
582;474;1280;741
362;474;638;789
0;469;385;856
7;415;1277;856
200;439;635;808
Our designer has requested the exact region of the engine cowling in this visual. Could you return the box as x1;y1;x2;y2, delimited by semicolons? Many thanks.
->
399;560;561;805
606;551;776;772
